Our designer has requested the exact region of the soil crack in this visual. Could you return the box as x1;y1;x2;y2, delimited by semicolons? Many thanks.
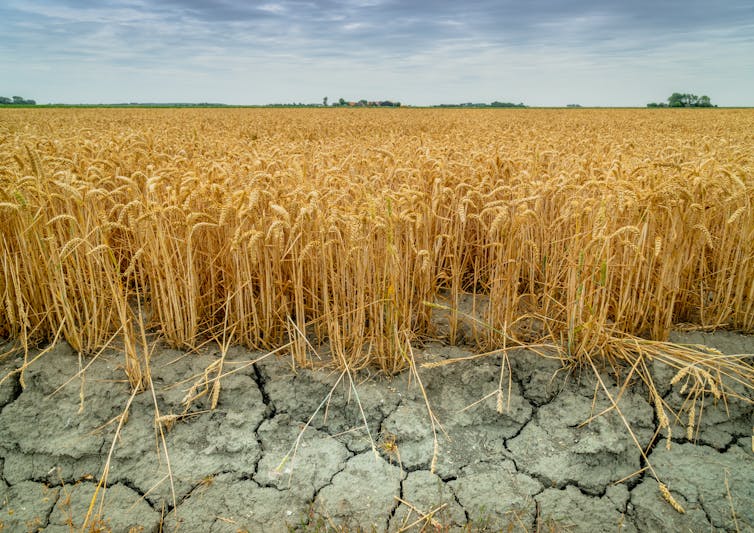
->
305;455;352;518
117;478;160;512
503;405;536;448
251;363;276;421
533;499;541;532
387;476;404;531
40;486;61;529
697;497;718;530
0;368;23;416
446;483;469;525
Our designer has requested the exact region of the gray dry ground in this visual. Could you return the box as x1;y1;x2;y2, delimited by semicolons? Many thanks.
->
0;331;752;532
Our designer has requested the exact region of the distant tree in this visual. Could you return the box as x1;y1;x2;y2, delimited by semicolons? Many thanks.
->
666;92;713;108
323;96;328;107
490;101;527;108
434;101;524;108
338;98;346;106
2;96;35;105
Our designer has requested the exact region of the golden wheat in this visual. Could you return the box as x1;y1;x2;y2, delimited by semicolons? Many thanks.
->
0;108;753;387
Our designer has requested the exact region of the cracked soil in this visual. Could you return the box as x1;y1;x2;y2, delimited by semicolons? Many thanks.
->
0;330;752;532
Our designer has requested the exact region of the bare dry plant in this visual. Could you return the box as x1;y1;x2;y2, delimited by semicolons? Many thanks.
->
393;496;447;531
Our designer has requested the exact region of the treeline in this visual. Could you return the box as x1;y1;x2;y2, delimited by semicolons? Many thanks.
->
647;93;714;108
111;102;227;107
0;96;36;105
432;101;526;108
331;98;401;107
55;102;230;107
266;102;330;107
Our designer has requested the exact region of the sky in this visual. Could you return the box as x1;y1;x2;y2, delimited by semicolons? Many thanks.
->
1;0;753;107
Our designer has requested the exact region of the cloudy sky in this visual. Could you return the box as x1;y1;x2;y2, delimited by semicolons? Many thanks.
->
1;0;753;106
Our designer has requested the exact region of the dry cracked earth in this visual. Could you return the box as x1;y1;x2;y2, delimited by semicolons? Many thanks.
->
0;331;752;532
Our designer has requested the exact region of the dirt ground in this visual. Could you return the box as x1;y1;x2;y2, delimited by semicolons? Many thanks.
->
0;330;752;532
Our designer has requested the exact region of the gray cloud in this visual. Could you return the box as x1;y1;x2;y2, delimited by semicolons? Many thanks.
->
1;0;752;105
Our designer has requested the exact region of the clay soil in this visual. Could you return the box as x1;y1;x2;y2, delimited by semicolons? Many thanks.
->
1;330;752;532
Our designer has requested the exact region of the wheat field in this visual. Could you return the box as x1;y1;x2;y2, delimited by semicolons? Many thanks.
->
1;108;753;391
